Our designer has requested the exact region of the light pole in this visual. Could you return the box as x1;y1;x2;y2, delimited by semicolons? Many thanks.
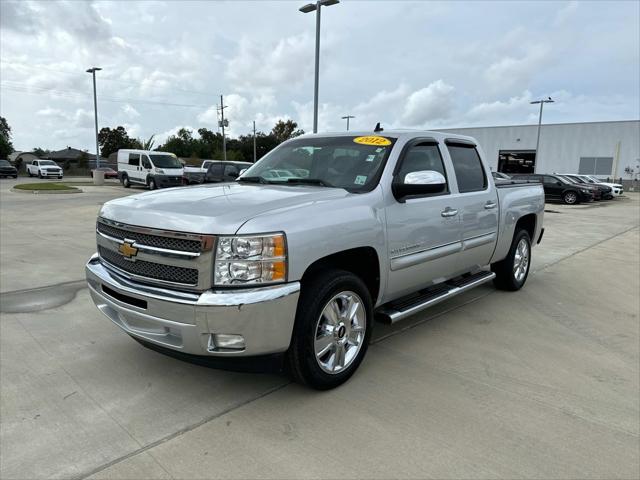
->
86;67;102;168
341;115;354;131
299;0;339;134
530;97;554;172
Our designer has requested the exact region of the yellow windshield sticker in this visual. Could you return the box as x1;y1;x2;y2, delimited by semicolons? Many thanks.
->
353;136;391;146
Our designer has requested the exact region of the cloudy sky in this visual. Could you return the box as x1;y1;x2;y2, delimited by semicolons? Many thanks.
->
1;0;638;153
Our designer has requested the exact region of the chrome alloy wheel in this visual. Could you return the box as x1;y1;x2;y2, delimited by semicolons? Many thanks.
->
564;192;577;204
513;238;530;282
314;291;366;374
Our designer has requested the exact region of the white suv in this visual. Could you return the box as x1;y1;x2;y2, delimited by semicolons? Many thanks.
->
27;160;63;179
563;174;623;197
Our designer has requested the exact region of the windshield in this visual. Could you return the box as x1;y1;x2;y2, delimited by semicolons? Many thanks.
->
40;160;57;166
240;135;396;192
587;176;602;183
149;154;182;168
0;160;10;166
559;175;578;184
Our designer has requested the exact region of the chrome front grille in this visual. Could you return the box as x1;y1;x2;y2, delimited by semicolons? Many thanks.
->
96;217;214;291
97;221;202;253
99;246;199;285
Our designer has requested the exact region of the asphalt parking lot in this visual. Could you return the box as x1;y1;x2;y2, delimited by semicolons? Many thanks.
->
1;177;639;479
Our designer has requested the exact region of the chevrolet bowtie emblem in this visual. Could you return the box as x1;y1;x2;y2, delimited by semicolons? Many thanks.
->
118;240;138;259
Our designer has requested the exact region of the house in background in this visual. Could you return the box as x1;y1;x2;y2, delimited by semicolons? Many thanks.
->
42;147;107;168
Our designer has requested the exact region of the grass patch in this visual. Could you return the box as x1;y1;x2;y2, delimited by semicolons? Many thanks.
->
14;183;80;191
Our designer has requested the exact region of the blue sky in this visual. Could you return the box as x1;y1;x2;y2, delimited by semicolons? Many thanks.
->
1;0;638;152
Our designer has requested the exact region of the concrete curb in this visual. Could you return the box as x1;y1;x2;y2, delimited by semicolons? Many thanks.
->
10;186;83;195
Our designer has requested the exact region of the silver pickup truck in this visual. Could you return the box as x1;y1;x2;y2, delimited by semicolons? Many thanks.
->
86;130;544;389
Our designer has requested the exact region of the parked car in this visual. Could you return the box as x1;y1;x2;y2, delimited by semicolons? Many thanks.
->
87;130;545;390
91;167;118;179
26;159;63;179
204;161;252;183
0;160;18;178
556;175;607;200
510;173;593;204
117;149;183;190
562;174;623;197
492;171;511;180
183;160;221;184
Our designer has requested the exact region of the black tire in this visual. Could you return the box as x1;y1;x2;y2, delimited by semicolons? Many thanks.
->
12;175;17;179
491;229;532;291
562;191;578;205
149;178;157;190
38;171;42;179
28;171;32;177
286;269;373;390
121;174;131;188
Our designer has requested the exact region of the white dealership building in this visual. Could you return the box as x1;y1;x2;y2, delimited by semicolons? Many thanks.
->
436;120;639;180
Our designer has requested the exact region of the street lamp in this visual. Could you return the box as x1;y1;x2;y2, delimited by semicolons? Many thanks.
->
341;115;354;131
530;96;554;172
299;0;340;134
86;67;102;168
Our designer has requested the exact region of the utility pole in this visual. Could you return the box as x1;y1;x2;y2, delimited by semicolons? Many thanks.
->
219;95;227;161
341;115;354;131
530;97;554;173
253;120;257;163
86;67;102;168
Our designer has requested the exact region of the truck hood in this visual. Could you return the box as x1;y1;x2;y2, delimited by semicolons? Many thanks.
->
100;182;350;234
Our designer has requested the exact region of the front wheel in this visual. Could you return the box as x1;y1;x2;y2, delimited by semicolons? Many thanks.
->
491;229;531;291
287;270;373;390
148;178;157;190
38;171;42;179
563;191;578;204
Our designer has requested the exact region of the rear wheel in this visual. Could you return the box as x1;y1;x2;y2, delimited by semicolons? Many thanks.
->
492;229;531;291
563;191;578;204
287;270;373;390
121;174;131;188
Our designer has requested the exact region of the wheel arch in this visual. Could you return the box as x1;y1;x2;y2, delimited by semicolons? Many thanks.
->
300;247;381;305
515;213;536;241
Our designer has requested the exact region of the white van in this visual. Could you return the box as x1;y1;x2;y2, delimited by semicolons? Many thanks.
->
116;149;184;189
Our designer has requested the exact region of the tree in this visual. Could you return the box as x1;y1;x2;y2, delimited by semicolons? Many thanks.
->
136;134;155;151
157;128;199;158
77;151;89;169
270;120;304;144
98;126;139;157
32;147;51;158
0;116;14;160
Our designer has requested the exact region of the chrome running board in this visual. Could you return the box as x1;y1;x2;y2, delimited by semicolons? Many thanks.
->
376;270;496;324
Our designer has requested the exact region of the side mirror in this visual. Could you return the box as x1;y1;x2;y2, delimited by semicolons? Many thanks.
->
393;170;446;201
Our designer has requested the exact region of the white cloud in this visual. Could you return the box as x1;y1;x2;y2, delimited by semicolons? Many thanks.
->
122;104;140;119
401;81;456;127
483;45;551;95
226;33;315;92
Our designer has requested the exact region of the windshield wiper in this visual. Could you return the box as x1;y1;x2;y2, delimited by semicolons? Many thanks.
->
237;176;269;184
285;178;334;188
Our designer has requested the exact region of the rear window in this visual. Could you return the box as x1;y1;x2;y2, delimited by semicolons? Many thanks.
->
447;144;487;193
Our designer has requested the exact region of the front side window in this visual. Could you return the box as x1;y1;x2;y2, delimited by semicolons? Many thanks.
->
240;135;397;192
396;142;448;194
149;154;182;168
447;144;487;193
142;156;151;169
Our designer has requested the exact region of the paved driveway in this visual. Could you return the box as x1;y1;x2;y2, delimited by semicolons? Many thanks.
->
1;181;638;479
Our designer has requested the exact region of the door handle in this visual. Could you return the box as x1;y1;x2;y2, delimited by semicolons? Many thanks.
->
441;207;458;217
484;201;497;209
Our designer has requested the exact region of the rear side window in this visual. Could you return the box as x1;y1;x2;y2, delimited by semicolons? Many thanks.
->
544;176;559;184
128;153;140;166
208;163;223;176
447;145;487;193
224;164;239;176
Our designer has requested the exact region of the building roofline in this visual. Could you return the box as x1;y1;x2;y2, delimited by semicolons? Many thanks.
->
434;119;640;131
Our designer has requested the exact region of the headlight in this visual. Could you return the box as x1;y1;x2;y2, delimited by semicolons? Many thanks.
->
155;168;165;174
580;188;590;193
214;233;287;286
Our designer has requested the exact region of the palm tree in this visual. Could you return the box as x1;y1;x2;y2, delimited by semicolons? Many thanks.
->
137;135;155;151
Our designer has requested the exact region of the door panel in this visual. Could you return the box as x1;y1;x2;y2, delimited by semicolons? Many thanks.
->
385;140;461;300
445;143;499;271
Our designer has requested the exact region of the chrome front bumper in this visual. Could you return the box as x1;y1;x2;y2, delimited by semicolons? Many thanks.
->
86;254;300;357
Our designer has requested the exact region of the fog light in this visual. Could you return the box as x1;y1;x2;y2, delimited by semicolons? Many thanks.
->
211;334;246;351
